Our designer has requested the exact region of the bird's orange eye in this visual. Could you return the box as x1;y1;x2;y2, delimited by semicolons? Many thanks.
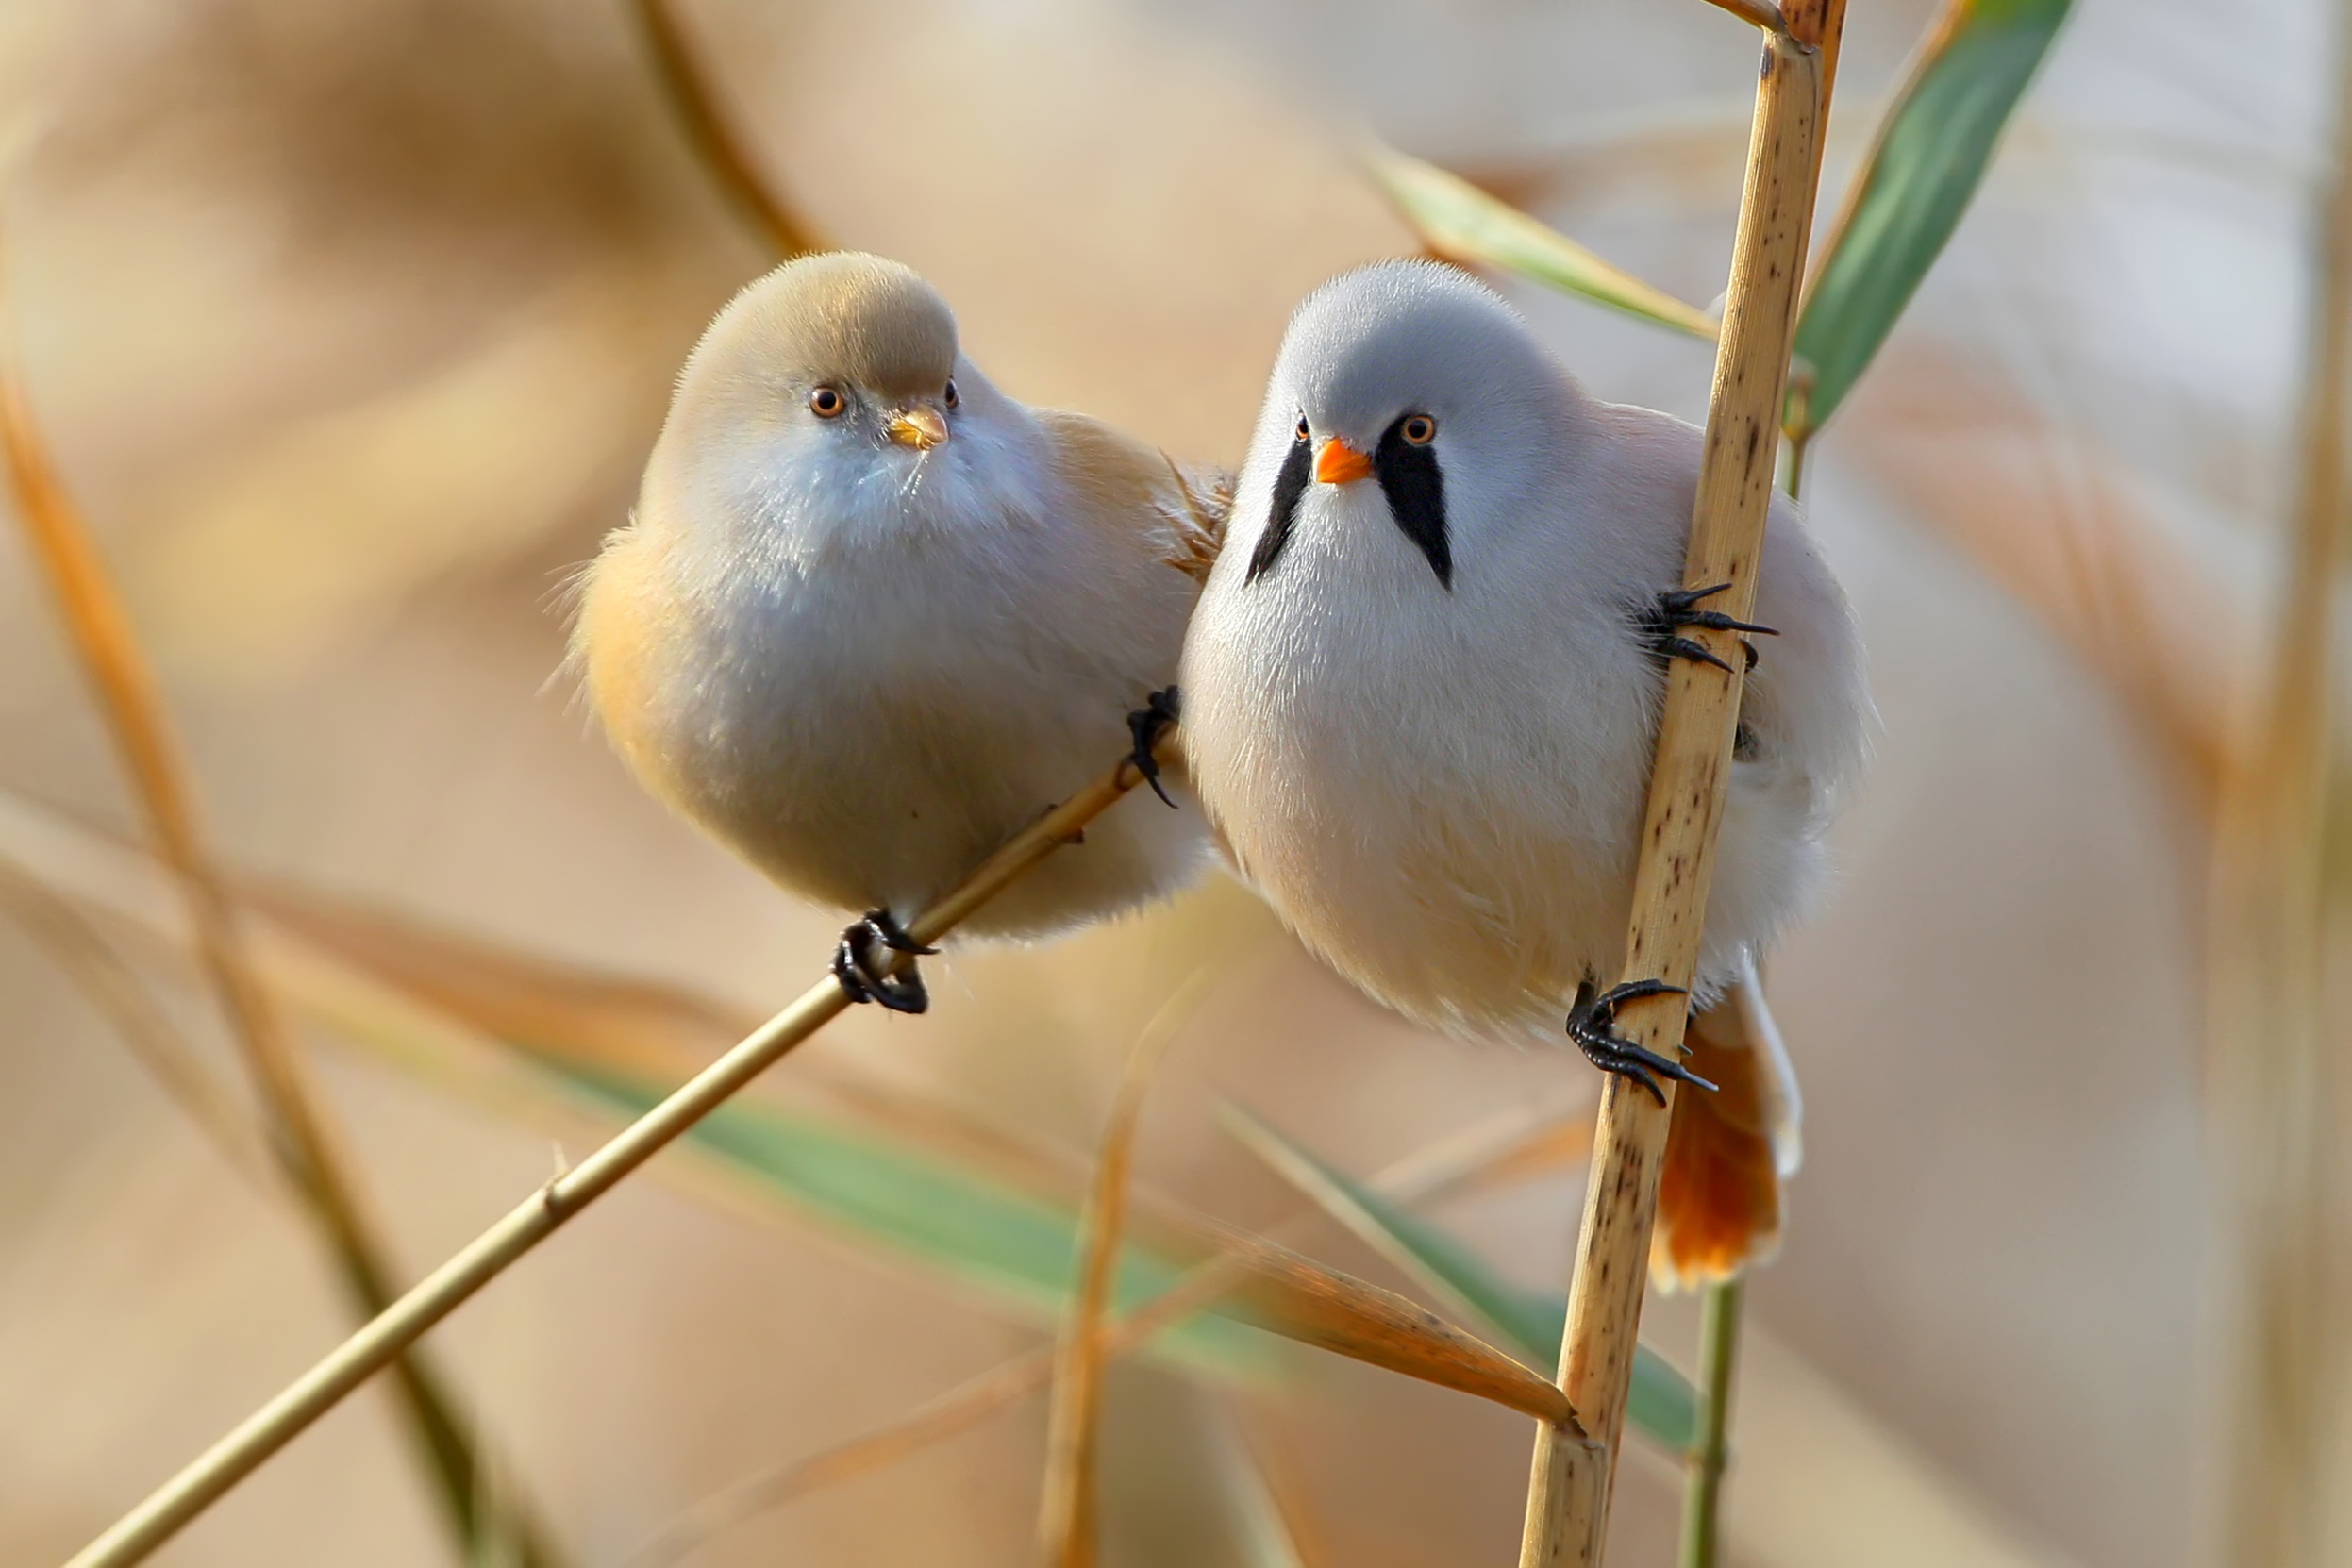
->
943;379;959;409
1400;414;1437;446
809;386;846;418
1294;416;1310;441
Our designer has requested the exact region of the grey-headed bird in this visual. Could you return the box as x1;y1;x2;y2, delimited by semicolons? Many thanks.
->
1179;261;1869;1282
575;253;1222;1013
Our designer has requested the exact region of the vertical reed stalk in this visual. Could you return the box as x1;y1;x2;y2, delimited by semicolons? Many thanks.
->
1516;7;1843;1562
1678;1279;1743;1568
1673;275;1834;1568
2206;3;2352;1562
1039;981;1202;1566
0;330;558;1565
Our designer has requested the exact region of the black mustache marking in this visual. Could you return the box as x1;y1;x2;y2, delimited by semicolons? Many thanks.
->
1375;415;1450;588
1244;413;1449;589
1245;428;1313;584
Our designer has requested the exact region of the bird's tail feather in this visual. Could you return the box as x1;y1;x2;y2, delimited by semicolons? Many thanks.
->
1651;954;1798;1291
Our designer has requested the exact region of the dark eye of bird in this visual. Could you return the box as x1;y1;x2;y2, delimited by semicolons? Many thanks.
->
944;379;959;409
1401;413;1437;445
809;386;846;418
1293;415;1309;441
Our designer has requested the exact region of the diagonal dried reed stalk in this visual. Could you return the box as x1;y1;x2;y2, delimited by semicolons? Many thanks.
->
0;855;272;1185
628;1102;1589;1565
2205;5;2352;1561
0;310;560;1565
1517;6;1843;1563
61;742;1171;1568
630;0;828;258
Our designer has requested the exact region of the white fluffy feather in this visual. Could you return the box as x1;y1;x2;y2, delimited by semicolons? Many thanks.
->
1179;260;1870;1041
576;253;1213;939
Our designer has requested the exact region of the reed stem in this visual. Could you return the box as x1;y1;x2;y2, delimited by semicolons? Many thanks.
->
1678;1279;1743;1568
2205;2;2352;1560
60;744;1168;1568
1515;7;1843;1562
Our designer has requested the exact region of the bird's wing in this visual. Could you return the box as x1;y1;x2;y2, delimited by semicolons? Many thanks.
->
1651;951;1802;1292
1036;409;1233;583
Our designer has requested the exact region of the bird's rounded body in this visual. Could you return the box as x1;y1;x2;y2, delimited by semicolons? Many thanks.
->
1180;261;1868;1043
576;254;1215;940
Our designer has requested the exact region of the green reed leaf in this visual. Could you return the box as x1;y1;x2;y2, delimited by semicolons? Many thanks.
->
1789;0;2072;440
1368;144;1720;342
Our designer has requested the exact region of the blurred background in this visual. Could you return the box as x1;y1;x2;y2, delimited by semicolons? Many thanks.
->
0;0;2339;1564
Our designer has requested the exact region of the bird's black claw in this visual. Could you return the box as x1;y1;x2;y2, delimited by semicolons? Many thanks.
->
833;910;932;1014
1660;635;1737;675
1566;978;1716;1106
1642;583;1777;672
1126;686;1183;809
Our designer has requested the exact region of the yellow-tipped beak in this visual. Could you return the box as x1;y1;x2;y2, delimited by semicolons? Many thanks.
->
889;406;950;450
1314;437;1374;485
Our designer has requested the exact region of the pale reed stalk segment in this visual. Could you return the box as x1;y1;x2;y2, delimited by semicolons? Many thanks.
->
1516;6;1843;1565
60;749;1164;1568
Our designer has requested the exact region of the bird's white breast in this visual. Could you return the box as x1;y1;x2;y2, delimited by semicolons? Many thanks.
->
593;410;1207;938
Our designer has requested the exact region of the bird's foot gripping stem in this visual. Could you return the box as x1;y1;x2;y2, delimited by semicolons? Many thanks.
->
1568;978;1717;1107
1126;686;1183;809
832;909;938;1014
1643;582;1777;674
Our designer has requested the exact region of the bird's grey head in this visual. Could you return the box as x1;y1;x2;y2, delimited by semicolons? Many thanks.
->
1240;260;1577;592
649;252;1031;545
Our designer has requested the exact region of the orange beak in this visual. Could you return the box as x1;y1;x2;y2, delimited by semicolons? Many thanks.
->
1314;437;1375;486
888;405;950;450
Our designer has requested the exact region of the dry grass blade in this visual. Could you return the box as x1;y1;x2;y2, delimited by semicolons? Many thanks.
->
2205;8;2352;1562
631;0;827;258
0;855;271;1185
1699;0;1790;33
631;1098;1609;1563
61;729;1176;1568
1039;980;1201;1567
1518;8;1843;1564
1220;1233;1576;1429
1369;146;1721;343
0;298;560;1564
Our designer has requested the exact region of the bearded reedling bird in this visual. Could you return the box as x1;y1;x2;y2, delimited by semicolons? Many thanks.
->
1180;261;1869;1284
574;252;1225;1013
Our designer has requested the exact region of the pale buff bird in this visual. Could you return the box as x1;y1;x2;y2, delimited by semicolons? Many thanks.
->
1179;261;1870;1283
574;253;1224;1013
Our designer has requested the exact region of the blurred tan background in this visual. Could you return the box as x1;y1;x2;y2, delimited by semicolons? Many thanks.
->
0;0;2318;1562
